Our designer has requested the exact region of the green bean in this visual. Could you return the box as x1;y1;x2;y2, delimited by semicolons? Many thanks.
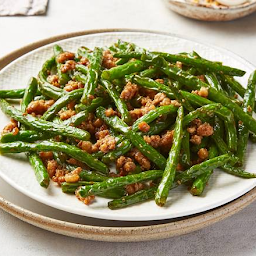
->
0;89;25;99
0;141;109;174
53;45;70;85
62;182;125;199
79;170;108;182
237;71;256;166
78;170;163;197
221;165;256;178
0;130;49;143
205;73;222;91
38;57;64;100
28;152;50;188
175;154;236;184
140;68;159;78
183;103;221;127
75;64;88;75
108;186;157;210
101;79;131;124
42;89;83;120
102;60;148;81
190;170;213;196
81;47;103;104
152;52;245;77
145;117;174;136
155;106;183;206
62;181;95;193
21;77;38;113
0;99;90;141
101;139;132;164
161;63;256;135
96;106;130;134
132;75;174;99
212;116;229;154
190;144;218;196
181;130;191;167
127;130;167;169
64;97;105;126
169;81;194;112
132;105;178;131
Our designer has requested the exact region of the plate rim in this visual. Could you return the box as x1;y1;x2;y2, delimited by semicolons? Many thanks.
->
0;29;256;240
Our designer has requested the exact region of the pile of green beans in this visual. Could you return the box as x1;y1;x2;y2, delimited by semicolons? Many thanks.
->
0;41;255;210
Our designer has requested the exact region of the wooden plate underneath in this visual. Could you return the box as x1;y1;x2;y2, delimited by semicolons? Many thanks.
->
0;29;256;242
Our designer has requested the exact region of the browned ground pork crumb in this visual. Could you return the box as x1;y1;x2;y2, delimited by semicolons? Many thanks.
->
105;108;117;117
102;50;117;69
190;134;202;145
47;75;60;87
56;52;75;63
126;183;144;195
176;61;183;69
129;148;151;170
120;82;138;100
64;167;82;183
198;148;209;160
64;81;84;92
160;130;174;148
138;121;150;132
39;151;53;161
46;159;58;178
2;118;19;135
59;109;76;120
192;87;208;98
75;190;95;205
52;169;67;185
61;60;77;73
78;141;93;153
66;158;87;169
197;75;206;82
155;79;164;84
26;99;54;115
143;135;161;148
92;134;116;153
153;93;181;107
139;87;157;99
79;57;89;66
197;122;214;137
116;156;136;176
129;105;155;120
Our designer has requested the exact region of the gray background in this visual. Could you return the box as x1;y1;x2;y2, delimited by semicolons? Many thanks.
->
0;0;256;255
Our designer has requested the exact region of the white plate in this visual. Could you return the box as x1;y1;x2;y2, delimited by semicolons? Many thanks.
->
0;31;256;221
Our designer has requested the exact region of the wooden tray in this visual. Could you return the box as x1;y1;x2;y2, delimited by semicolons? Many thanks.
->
0;29;256;242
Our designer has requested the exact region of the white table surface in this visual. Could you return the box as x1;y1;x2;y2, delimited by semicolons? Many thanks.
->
1;0;256;255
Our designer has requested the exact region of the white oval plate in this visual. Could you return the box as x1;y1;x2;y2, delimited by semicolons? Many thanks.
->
0;31;256;221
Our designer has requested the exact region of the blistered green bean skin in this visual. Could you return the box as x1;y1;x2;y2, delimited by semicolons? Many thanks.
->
132;105;177;131
0;89;25;99
237;71;256;166
175;154;236;184
21;77;38;113
53;45;70;85
101;79;131;124
38;56;64;100
0;141;109;174
108;187;157;210
190;144;218;196
155;106;183;206
0;99;90;141
81;47;103;104
28;153;50;188
78;170;163;198
102;60;148;81
42;88;83;120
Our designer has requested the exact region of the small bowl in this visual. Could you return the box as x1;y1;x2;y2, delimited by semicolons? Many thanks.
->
163;0;256;21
